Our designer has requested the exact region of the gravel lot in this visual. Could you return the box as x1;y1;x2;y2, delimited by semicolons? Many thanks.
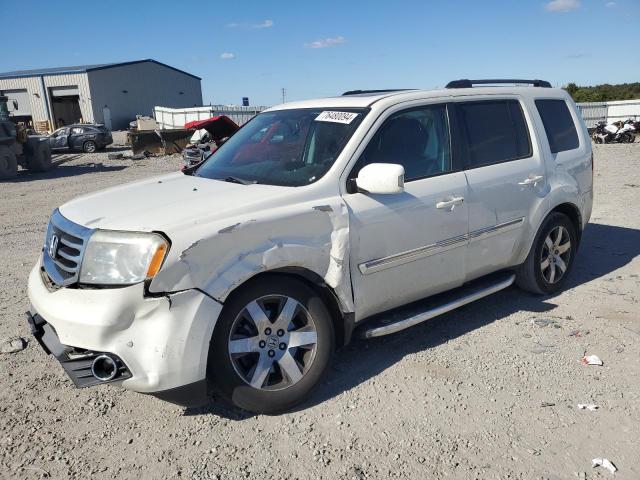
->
1;143;639;479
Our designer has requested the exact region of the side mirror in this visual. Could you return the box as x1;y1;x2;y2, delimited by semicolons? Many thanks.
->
355;163;405;194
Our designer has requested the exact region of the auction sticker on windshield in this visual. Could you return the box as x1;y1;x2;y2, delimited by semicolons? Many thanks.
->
315;111;359;124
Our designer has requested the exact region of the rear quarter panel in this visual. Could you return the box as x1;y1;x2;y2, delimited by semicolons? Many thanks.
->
536;93;592;225
504;92;592;265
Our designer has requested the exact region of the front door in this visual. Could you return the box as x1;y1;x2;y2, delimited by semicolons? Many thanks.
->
452;98;547;280
50;128;70;150
343;102;469;320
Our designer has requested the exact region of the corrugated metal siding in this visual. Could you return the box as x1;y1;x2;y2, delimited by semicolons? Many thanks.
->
0;76;47;121
154;105;268;129
576;102;608;128
0;73;94;125
88;62;202;129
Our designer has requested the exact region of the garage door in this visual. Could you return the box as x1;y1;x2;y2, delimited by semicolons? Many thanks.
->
50;86;79;97
2;89;31;116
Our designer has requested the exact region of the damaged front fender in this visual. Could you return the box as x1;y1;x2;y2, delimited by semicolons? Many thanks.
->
149;199;354;313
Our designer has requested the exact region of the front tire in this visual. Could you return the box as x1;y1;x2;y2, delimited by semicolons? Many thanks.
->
26;140;52;172
207;275;335;414
516;212;577;295
0;145;18;179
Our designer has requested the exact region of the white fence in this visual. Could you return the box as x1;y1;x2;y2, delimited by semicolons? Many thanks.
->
577;99;640;128
156;100;640;131
154;105;268;129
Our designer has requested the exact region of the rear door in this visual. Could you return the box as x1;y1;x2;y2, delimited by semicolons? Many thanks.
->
452;97;547;280
69;127;85;149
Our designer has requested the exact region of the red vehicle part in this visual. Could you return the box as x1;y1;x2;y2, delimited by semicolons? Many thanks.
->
184;116;239;143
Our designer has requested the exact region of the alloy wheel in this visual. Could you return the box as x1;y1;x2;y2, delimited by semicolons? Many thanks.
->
540;225;571;284
228;295;318;391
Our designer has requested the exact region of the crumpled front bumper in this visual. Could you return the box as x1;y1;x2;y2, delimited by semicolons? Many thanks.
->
27;311;133;388
27;264;223;406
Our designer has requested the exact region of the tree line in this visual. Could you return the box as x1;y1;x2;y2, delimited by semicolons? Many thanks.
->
564;82;640;103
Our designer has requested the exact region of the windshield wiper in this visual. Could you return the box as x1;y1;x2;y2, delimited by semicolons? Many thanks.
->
221;176;257;185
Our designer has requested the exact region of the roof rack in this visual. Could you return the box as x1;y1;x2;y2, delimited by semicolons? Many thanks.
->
446;79;552;89
342;89;412;96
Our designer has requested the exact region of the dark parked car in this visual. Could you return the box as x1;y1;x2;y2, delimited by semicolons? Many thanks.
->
49;124;113;153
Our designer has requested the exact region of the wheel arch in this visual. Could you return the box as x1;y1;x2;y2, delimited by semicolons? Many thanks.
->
224;268;354;348
549;201;583;246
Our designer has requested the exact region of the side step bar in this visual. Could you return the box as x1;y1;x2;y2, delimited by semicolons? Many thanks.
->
360;272;516;339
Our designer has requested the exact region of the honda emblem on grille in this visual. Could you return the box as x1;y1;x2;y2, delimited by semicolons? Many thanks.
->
48;234;59;259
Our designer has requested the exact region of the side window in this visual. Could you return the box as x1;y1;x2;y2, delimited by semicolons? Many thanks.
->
352;104;451;181
535;99;579;153
457;100;531;168
71;127;83;135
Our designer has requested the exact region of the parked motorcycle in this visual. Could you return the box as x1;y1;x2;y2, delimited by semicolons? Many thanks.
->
622;119;638;143
592;119;636;144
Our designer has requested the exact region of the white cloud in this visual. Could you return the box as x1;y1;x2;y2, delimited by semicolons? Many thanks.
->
605;1;616;7
220;52;235;60
304;36;346;49
257;19;274;29
565;53;589;58
545;0;580;12
226;19;274;29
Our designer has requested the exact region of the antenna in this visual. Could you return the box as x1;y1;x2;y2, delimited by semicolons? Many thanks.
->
281;88;286;103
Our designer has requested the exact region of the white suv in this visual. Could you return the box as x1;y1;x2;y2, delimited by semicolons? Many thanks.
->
27;79;593;413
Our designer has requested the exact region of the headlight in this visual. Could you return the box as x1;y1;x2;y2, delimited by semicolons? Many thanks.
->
79;231;169;285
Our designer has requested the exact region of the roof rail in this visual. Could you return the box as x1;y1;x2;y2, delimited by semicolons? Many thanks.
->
446;79;552;89
342;89;412;96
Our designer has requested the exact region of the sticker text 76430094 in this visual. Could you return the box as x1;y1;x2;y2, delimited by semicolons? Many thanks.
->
315;111;359;124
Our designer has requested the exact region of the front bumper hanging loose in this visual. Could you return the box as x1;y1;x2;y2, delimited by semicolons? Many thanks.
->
26;311;131;388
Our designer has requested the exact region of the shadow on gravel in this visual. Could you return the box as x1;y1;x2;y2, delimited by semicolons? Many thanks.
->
2;164;128;183
104;146;131;153
185;222;640;419
185;400;255;420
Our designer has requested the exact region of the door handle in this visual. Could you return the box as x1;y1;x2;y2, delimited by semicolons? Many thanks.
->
436;197;464;210
518;175;544;187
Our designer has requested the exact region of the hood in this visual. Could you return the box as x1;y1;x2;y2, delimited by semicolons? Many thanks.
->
59;172;294;233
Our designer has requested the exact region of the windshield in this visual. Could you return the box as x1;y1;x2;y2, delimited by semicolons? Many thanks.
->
195;108;367;186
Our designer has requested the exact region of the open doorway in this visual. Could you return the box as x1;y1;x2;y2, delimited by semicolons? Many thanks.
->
49;86;82;128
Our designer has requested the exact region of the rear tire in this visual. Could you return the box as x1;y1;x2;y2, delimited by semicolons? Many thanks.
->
0;145;18;179
516;212;577;295
207;275;335;414
83;140;97;153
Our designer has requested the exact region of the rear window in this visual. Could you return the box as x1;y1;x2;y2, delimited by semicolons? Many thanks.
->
458;100;531;168
535;99;579;153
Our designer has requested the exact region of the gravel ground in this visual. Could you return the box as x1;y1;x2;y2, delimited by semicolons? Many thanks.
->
1;144;639;479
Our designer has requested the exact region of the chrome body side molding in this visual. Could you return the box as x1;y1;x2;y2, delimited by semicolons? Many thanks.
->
359;217;525;275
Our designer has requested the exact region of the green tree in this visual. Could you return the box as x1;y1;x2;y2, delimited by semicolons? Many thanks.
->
563;82;640;102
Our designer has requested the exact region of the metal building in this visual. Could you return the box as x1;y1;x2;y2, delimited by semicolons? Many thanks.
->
0;59;202;130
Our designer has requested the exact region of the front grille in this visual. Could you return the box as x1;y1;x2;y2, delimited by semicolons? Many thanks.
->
42;209;92;287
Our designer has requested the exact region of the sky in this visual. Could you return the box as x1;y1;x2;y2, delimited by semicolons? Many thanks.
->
1;0;638;106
